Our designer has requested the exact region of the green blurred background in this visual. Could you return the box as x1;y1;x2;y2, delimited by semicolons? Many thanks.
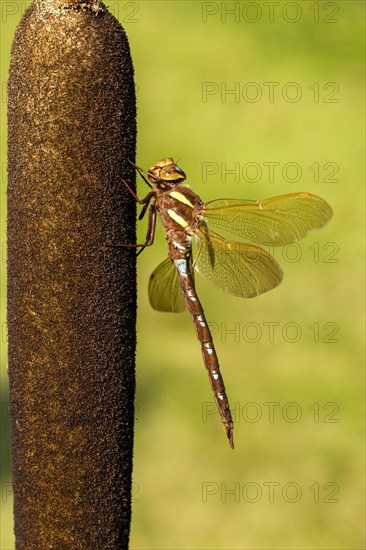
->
0;1;364;549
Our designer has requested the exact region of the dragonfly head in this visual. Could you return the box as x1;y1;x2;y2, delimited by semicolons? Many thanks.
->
148;158;186;185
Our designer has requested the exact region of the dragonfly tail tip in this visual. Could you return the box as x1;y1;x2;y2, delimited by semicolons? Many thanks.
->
227;428;234;450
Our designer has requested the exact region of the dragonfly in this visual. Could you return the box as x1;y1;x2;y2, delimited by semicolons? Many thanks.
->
117;157;333;449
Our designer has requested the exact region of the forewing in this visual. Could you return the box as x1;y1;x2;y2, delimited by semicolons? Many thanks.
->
148;257;185;313
204;193;333;245
193;232;283;298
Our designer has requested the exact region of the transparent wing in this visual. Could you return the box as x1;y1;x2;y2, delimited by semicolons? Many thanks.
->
193;232;283;298
148;257;186;313
203;193;333;246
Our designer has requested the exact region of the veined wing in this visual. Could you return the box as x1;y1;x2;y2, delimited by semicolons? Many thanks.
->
193;231;283;298
148;257;186;313
203;193;333;246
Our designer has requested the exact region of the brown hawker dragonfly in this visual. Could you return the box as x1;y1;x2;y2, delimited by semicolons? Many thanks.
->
119;157;333;449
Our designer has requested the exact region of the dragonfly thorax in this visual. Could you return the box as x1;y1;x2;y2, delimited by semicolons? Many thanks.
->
148;157;186;186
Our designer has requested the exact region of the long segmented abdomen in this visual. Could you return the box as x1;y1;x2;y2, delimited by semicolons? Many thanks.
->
173;258;234;448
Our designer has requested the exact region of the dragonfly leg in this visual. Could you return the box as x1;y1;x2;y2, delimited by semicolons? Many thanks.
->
136;204;157;256
128;159;154;189
121;178;154;205
106;203;157;257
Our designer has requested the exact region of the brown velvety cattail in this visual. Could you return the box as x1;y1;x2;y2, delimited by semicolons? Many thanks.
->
7;0;136;547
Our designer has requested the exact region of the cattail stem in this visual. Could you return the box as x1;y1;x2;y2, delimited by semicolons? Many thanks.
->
7;0;136;547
